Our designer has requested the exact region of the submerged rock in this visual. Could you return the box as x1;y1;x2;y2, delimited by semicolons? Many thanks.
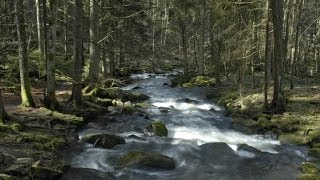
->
118;151;175;170
176;98;198;104
237;144;262;154
143;121;168;137
82;134;125;149
121;92;150;103
61;168;115;180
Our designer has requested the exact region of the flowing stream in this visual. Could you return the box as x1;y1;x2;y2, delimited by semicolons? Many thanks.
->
65;72;309;180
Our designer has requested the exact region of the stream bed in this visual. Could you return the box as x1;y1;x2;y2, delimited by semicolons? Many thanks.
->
63;72;309;180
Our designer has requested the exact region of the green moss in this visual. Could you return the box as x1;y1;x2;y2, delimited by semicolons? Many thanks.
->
298;174;320;180
151;121;168;137
17;133;66;152
10;123;23;132
257;118;274;130
39;107;83;125
118;151;144;166
86;87;122;99
301;162;319;174
233;118;258;129
171;75;191;87
279;134;310;145
0;173;14;180
122;104;136;114
309;148;320;158
32;138;66;152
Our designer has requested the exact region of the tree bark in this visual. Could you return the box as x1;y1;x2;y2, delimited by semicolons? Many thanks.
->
14;0;36;107
72;0;83;106
264;0;272;109
35;0;43;54
270;0;286;113
198;0;206;75
88;0;100;83
0;88;10;122
44;0;59;110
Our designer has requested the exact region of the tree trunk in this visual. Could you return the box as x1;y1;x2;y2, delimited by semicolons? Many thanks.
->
264;0;272;109
290;0;303;89
270;0;286;113
198;0;205;75
14;0;36;108
72;0;83;106
44;0;59;110
64;0;68;59
109;50;115;78
88;0;100;83
35;0;43;54
0;88;10;122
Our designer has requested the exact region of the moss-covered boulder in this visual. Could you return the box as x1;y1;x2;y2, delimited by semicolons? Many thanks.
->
122;92;150;103
30;161;63;180
171;75;191;87
87;87;122;99
144;121;168;137
5;158;34;176
183;76;216;87
82;134;125;149
118;151;175;170
279;134;311;145
300;162;319;174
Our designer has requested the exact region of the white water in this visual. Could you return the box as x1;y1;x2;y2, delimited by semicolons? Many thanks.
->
67;72;308;180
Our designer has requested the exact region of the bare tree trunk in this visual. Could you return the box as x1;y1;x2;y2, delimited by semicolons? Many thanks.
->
264;0;272;109
290;0;303;89
109;50;115;78
44;0;59;110
0;88;10;122
64;0;68;59
35;0;43;54
14;0;36;108
72;0;83;106
88;0;100;83
198;0;206;75
270;0;286;113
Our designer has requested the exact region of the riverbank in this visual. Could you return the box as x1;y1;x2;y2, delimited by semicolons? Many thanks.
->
205;82;320;179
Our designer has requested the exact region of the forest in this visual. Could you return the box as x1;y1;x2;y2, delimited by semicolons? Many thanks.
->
0;0;319;179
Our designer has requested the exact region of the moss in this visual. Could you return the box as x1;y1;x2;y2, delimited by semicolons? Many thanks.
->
10;123;23;132
257;118;274;130
118;151;144;166
39;107;83;125
151;121;168;137
86;87;122;99
298;174;320;180
122;105;135;115
279;134;310;145
17;133;66;152
32;138;66;152
309;148;320;158
233;118;258;129
0;173;14;180
301;162;319;174
171;75;191;87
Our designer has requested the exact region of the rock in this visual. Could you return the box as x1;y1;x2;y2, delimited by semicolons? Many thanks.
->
163;83;169;86
122;102;135;114
237;144;262;154
61;168;115;180
176;98;198;104
5;158;34;176
0;153;15;170
144;121;168;137
118;151;175;170
132;86;142;90
82;134;125;149
300;162;319;174
127;135;146;141
121;92;150;103
298;174;319;180
30;161;62;180
308;148;320;158
159;107;171;113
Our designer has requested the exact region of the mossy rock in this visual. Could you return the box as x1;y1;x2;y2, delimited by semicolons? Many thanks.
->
144;121;168;137
87;87;122;99
17;133;66;152
183;76;216;87
309;148;320;158
122;92;150;103
232;118;258;129
301;162;319;174
279;134;310;145
5;158;34;176
30;161;63;180
82;133;125;149
122;102;136;115
10;123;23;132
39;108;83;125
118;151;175;170
298;174;320;180
308;130;320;144
171;75;191;87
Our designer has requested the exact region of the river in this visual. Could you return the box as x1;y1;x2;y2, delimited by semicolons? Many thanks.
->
63;72;309;180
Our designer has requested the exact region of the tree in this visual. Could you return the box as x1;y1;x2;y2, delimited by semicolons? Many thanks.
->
14;0;36;107
264;0;272;109
270;0;286;112
87;0;100;83
44;0;59;110
0;88;10;122
71;0;83;106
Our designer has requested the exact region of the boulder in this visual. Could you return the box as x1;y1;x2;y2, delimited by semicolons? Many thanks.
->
144;121;168;137
300;162;319;174
118;151;175;170
0;153;15;171
121;92;150;103
30;161;63;180
5;158;34;176
176;98;198;104
82;134;125;149
237;144;262;154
